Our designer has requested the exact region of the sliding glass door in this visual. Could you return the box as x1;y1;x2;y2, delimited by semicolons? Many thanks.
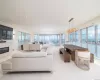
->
88;26;96;54
81;28;87;48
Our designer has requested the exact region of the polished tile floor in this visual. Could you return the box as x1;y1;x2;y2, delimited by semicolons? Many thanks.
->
0;46;100;80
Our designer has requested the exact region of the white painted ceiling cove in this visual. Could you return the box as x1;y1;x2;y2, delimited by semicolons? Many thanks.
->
0;0;100;33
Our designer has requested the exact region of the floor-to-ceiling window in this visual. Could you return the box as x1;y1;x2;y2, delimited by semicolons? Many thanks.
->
72;32;75;45
21;33;25;44
69;33;72;42
81;28;87;48
34;34;39;43
61;34;65;45
68;33;71;44
68;32;75;44
27;34;31;42
96;25;100;58
75;30;80;46
18;32;22;46
39;35;45;43
18;32;31;46
34;34;65;45
70;33;74;44
68;24;100;59
87;26;96;55
47;34;60;45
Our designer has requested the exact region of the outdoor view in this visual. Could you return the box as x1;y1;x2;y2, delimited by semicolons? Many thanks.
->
34;34;65;46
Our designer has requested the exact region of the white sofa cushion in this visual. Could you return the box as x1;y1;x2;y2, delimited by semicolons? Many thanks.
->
41;48;47;52
13;51;47;58
42;44;51;49
46;47;54;55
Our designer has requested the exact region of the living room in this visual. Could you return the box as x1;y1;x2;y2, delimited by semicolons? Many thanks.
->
0;0;100;80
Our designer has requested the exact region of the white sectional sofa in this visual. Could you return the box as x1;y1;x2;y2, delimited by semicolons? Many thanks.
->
1;46;53;73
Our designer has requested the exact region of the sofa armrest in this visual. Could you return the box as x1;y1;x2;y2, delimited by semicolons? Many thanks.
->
46;47;54;55
1;61;12;70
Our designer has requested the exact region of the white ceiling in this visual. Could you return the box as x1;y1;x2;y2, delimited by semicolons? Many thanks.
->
0;0;100;33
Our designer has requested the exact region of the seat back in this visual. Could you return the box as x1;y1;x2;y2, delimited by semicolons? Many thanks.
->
30;44;40;51
23;44;30;51
76;50;90;58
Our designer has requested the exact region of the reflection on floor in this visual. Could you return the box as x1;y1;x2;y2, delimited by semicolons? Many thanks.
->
1;46;100;80
95;59;100;66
